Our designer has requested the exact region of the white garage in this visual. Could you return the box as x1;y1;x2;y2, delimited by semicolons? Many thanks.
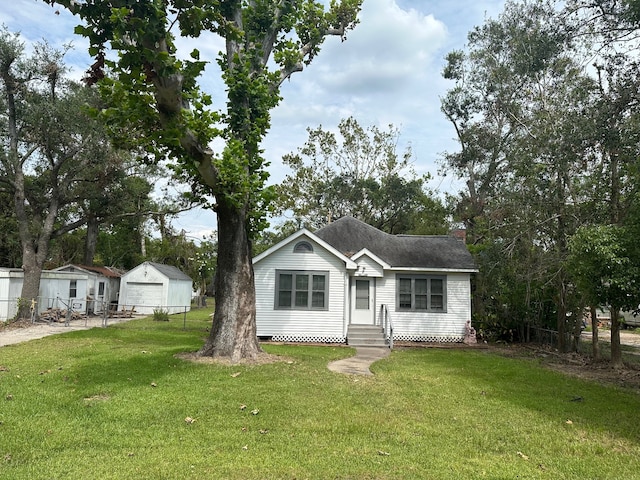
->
118;262;193;315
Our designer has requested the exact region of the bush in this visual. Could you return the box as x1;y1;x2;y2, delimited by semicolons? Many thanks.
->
152;308;169;322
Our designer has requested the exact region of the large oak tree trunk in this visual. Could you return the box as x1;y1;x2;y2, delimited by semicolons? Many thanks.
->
14;169;53;320
17;248;43;320
198;200;262;362
84;215;99;266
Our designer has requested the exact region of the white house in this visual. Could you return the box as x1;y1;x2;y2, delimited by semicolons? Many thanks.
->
0;268;89;321
118;262;193;315
54;265;123;314
253;217;478;346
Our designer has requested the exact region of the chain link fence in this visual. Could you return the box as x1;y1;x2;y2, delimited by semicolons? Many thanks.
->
1;297;195;327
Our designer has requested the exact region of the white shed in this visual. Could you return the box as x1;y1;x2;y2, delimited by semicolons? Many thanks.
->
118;262;193;315
0;268;25;320
38;270;89;314
54;265;123;314
0;268;89;321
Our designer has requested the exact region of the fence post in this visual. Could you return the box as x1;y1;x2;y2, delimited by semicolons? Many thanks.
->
183;306;187;330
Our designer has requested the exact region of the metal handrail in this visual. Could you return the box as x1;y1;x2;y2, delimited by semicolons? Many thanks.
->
379;304;394;349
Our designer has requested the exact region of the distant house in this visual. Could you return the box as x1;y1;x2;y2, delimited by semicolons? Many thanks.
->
54;265;123;314
118;262;193;315
0;267;89;321
253;217;477;346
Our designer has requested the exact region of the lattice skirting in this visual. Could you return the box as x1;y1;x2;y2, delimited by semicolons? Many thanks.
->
266;334;464;344
393;334;464;343
270;335;347;344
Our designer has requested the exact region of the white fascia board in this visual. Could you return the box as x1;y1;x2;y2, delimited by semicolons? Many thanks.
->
351;248;391;270
52;264;74;272
53;264;95;276
252;229;311;264
252;228;357;269
387;267;479;274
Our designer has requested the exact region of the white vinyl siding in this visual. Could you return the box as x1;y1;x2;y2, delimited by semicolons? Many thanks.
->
0;270;89;320
378;272;471;341
353;254;384;277
254;236;347;339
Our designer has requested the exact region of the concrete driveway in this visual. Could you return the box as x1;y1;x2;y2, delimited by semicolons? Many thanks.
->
0;316;138;347
581;330;640;349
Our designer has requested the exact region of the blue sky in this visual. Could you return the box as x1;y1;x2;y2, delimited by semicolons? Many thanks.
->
1;0;507;238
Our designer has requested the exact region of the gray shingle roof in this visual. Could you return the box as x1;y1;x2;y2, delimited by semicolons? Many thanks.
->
314;217;476;270
147;262;192;281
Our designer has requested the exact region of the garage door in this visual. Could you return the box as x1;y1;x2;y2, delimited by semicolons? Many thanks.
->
124;282;164;310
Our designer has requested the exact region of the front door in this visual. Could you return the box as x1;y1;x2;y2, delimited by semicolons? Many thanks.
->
351;278;375;325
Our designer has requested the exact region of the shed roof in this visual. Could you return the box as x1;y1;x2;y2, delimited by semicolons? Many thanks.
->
56;264;124;278
314;217;477;271
146;262;192;282
79;265;125;278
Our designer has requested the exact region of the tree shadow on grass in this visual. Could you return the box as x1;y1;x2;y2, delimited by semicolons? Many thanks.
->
380;347;640;447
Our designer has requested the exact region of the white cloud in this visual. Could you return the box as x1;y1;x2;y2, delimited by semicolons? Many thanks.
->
315;0;447;92
278;0;448;114
263;0;452;185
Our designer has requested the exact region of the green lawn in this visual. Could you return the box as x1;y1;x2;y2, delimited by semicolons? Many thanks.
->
1;309;639;479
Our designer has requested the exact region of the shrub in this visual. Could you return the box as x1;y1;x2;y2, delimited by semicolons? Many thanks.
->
152;308;169;321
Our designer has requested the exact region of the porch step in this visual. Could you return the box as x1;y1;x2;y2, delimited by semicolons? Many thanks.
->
347;325;387;347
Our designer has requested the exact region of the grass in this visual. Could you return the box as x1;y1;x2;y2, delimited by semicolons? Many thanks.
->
1;309;640;479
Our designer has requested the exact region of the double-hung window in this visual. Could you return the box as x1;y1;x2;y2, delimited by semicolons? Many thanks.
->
397;275;446;312
276;270;328;310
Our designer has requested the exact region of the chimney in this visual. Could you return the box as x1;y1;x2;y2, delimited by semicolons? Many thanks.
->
451;228;466;243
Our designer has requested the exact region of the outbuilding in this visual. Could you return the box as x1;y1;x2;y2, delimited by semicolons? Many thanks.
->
54;265;123;314
0;268;89;321
0;268;25;320
118;262;193;315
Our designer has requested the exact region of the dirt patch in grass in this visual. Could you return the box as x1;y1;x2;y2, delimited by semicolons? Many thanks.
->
490;343;640;390
175;351;290;366
84;394;111;403
0;318;32;331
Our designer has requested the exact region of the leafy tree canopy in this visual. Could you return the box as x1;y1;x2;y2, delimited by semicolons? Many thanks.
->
276;116;449;234
44;0;363;361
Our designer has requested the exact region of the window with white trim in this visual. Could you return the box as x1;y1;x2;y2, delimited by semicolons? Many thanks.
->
396;275;446;312
275;270;329;310
69;280;78;299
293;241;314;253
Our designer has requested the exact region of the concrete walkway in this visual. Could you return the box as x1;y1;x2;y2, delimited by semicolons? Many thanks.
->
327;346;391;376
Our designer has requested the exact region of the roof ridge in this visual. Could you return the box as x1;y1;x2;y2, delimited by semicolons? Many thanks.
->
395;234;453;238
